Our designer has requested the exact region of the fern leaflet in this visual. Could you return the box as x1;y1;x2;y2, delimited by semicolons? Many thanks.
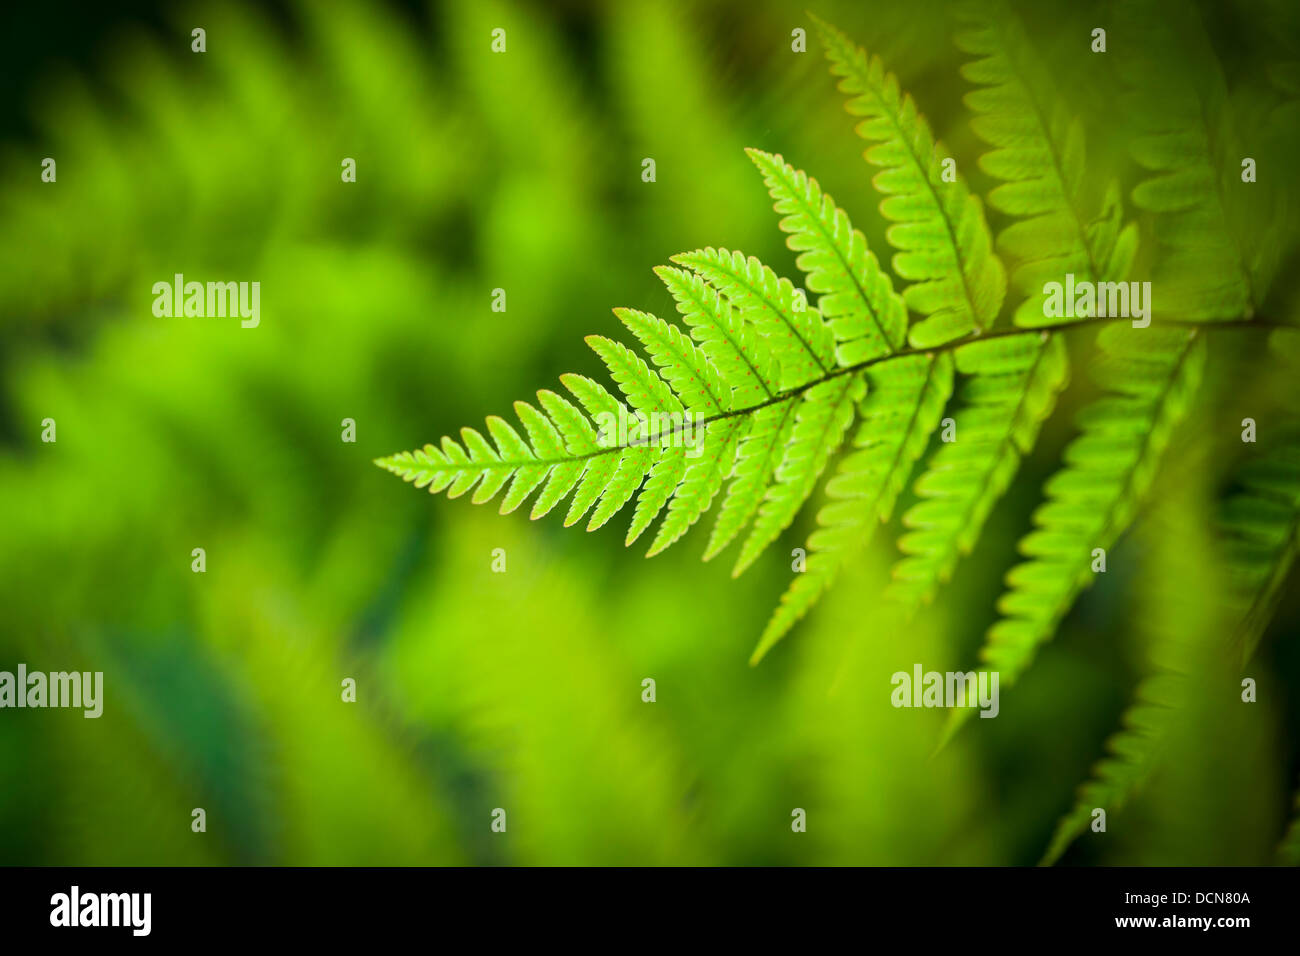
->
1119;0;1275;316
1221;331;1300;662
812;14;1006;348
744;147;906;362
1221;439;1300;662
671;247;834;388
1041;494;1231;864
954;0;1138;325
755;352;953;661
975;328;1205;701
889;333;1067;607
889;0;1135;614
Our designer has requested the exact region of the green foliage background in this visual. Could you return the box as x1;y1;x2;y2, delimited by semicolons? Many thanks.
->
1;0;1298;865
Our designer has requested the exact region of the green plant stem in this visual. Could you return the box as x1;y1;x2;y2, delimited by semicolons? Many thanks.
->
582;315;1294;457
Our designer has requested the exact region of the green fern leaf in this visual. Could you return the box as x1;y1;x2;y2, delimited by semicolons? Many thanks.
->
613;307;730;415
982;327;1205;688
963;0;1286;699
556;373;632;527
734;373;865;578
1221;432;1300;662
1120;0;1274;317
654;264;779;406
812;14;1006;347
585;333;685;420
587;443;655;532
890;0;1139;616
745;147;907;362
1040;673;1177;865
380;147;871;570
1220;328;1300;660
703;398;799;561
375;390;602;521
1040;492;1229;865
647;416;749;557
666;245;848;561
583;334;692;545
954;0;1138;326
626;446;686;546
511;396;592;519
672;247;835;387
754;353;954;661
890;332;1068;608
945;1;1284;720
377;13;1296;678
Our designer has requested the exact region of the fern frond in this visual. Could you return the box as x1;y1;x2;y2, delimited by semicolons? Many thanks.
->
954;0;1138;326
1221;328;1300;661
733;373;865;578
887;1;1140;615
583;333;691;545
981;327;1205;686
745;148;907;362
1121;0;1273;317
703;398;798;561
377;358;639;536
654;264;780;406
1039;671;1178;865
1041;492;1229;865
889;332;1068;608
380;148;872;568
754;353;954;662
650;263;789;558
585;333;685;420
664;245;853;567
944;0;1283;716
377;12;1293;679
718;146;923;587
647;416;749;557
672;247;835;387
614;307;730;415
626;444;686;546
1221;439;1300;663
557;373;634;527
812;15;1005;347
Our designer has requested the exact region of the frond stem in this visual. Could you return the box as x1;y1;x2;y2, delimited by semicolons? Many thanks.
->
571;315;1291;460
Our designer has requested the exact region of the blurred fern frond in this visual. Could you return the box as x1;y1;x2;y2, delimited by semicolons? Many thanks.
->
381;13;1298;673
1040;484;1233;865
810;14;1006;348
961;0;1292;711
1221;329;1300;662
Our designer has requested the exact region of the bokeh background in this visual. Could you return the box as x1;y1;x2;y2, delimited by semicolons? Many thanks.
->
1;0;1298;865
